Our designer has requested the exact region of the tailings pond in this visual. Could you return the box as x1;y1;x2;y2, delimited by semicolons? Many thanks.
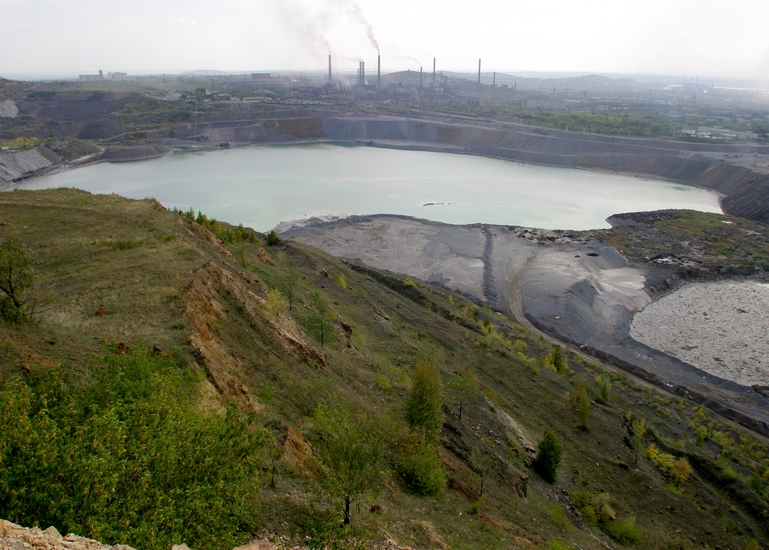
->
15;143;722;231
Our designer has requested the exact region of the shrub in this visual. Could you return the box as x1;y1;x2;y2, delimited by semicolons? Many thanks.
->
336;273;347;289
266;230;280;245
602;517;642;545
572;490;642;545
646;444;692;488
396;433;446;496
534;429;564;483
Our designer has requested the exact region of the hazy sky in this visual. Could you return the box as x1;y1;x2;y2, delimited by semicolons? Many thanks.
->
1;0;767;78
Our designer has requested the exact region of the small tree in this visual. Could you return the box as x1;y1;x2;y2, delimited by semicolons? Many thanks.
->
312;403;383;526
447;372;477;421
308;290;332;346
534;429;563;483
230;241;247;267
629;418;647;463
405;357;444;442
575;383;591;430
471;445;493;497
283;261;299;310
0;234;35;322
267;230;280;246
552;346;566;375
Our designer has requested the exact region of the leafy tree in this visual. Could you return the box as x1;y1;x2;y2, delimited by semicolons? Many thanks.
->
311;403;383;525
534;429;564;483
405;358;444;442
267;230;280;246
0;234;35;322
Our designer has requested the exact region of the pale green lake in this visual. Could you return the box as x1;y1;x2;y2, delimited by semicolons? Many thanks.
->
14;143;722;231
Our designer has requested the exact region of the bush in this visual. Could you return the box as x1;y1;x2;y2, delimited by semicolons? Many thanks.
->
646;444;692;488
0;349;269;550
602;517;642;545
534;429;564;483
267;230;280;246
396;434;446;496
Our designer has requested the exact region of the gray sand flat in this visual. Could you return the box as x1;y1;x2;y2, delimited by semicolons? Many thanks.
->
631;281;769;387
286;216;487;299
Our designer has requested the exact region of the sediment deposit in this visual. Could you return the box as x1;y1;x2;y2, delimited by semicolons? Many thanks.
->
631;281;769;387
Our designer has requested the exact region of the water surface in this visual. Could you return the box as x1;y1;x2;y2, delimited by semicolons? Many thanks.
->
15;144;722;231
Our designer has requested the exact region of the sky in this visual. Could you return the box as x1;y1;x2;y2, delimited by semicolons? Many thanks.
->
1;0;768;79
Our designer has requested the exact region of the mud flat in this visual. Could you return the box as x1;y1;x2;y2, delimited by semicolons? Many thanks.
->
631;281;769;387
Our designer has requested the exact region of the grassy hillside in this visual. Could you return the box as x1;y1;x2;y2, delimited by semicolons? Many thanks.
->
0;189;768;550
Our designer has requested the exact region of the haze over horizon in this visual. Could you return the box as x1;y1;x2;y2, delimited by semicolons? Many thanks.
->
1;0;768;80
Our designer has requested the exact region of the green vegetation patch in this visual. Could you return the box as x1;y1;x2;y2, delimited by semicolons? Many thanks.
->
0;348;269;550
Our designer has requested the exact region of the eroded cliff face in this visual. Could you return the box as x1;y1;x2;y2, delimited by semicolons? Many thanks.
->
183;261;325;412
0;147;59;185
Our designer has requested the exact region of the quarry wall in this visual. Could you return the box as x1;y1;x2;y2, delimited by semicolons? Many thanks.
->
321;117;769;223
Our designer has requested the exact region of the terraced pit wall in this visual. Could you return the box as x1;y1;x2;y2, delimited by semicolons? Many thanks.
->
320;117;769;224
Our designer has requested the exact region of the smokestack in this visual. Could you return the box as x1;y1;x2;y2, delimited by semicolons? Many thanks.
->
358;61;365;86
492;71;496;87
377;54;381;95
420;66;423;89
433;58;436;84
328;55;332;84
477;59;481;85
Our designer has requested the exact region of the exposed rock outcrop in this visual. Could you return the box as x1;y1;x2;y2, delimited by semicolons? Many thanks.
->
183;262;324;409
0;520;128;550
0;99;18;118
0;147;60;185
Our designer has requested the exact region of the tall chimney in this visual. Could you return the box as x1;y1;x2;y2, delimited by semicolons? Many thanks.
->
328;55;332;84
433;58;436;84
477;59;481;85
420;66;423;89
492;71;496;87
377;54;381;95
